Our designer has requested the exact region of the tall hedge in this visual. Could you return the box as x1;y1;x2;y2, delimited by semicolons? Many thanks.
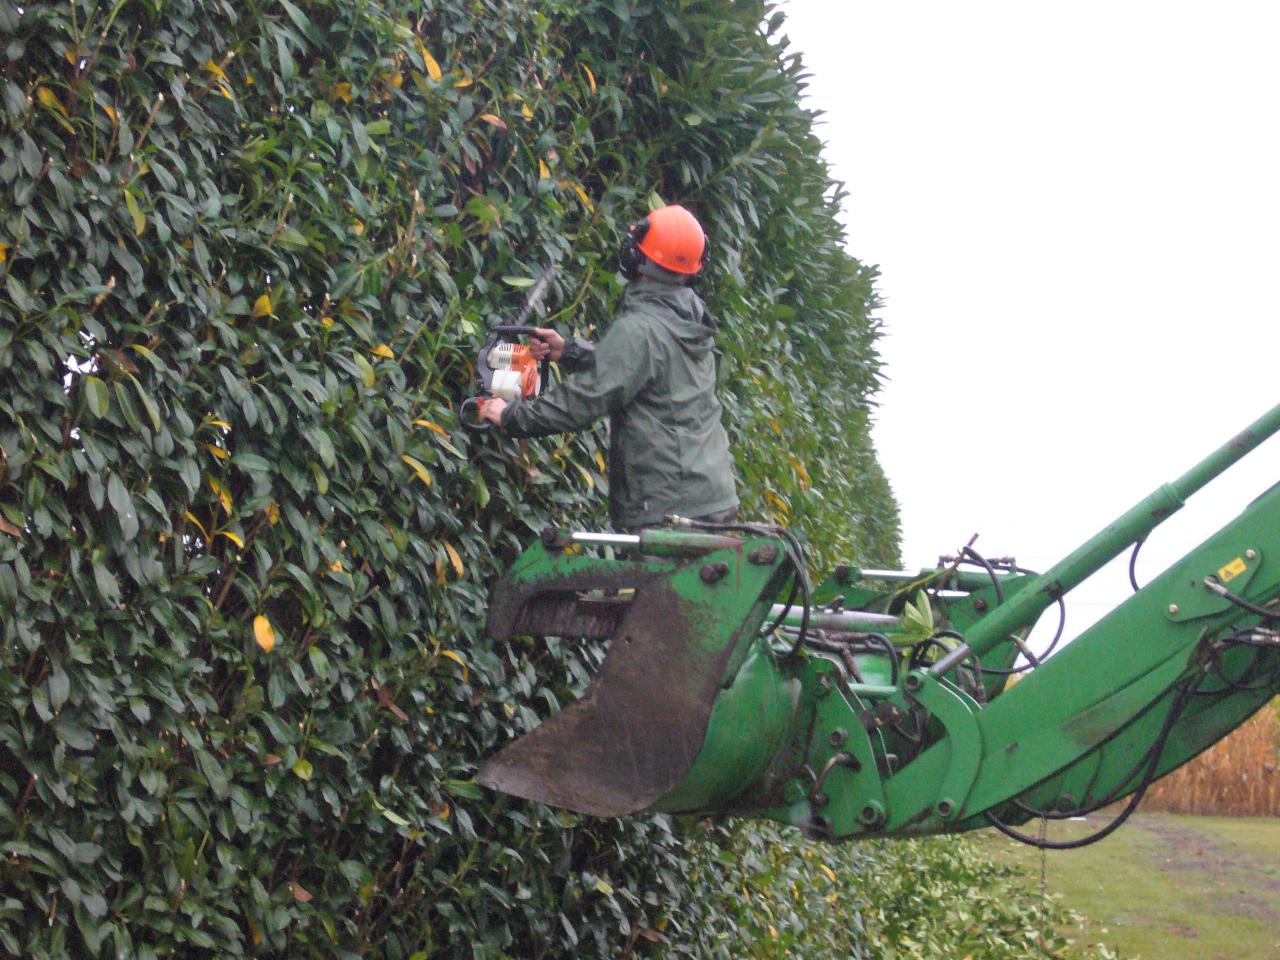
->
0;1;899;956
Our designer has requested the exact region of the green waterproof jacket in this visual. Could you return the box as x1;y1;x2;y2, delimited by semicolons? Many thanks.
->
501;278;739;528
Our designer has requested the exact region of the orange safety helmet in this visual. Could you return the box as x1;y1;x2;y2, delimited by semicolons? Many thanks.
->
620;204;708;278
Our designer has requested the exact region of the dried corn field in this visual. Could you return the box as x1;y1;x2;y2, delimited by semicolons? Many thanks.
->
1141;699;1280;816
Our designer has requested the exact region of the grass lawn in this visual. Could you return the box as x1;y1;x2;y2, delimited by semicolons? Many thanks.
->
974;811;1280;960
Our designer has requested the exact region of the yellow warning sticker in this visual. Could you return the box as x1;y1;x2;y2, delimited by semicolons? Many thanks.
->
1218;557;1248;583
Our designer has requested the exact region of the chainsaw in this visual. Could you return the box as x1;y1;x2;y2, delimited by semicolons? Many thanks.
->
461;265;557;432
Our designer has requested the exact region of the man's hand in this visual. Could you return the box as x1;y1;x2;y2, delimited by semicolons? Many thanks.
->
528;327;564;362
477;397;508;426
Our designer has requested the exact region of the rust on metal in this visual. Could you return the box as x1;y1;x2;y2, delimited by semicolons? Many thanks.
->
478;564;746;817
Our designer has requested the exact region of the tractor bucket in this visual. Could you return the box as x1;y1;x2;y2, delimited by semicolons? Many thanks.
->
477;530;793;817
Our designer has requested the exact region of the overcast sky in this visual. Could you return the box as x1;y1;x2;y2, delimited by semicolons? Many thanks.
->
780;2;1280;644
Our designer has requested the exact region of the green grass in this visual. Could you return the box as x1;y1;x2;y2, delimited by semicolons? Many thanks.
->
974;812;1280;960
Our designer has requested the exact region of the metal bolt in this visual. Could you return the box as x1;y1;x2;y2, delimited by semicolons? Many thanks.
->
834;564;852;584
936;799;955;819
816;674;832;697
829;728;849;747
904;672;923;692
859;801;885;827
1168;603;1179;615
748;544;778;565
974;598;988;612
1247;549;1257;560
700;561;729;584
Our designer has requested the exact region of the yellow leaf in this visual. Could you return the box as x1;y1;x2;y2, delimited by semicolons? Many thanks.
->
594;450;606;472
253;614;276;653
538;159;550;181
440;649;468;681
444;542;464;577
124;190;146;237
579;63;597;94
577;463;594;490
453;72;474;88
264;502;280;525
203;59;229;83
65;48;79;66
332;81;353;103
768;418;782;436
184;510;209;543
478;113;507;131
202;443;229;461
819;864;837;883
35;87;68;118
209;478;233;515
252;293;272;318
205;418;231;430
594;878;614;896
762;489;789;517
572;183;594;213
768;925;778;939
385;70;404;89
101;103;117;124
435;554;446;586
220;530;244;549
788;455;811;489
418;44;442;82
371;343;394;359
402;454;433;487
329;558;343;572
0;243;8;263
413;419;449;438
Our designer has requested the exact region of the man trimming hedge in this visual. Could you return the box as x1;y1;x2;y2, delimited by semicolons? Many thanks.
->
477;205;739;530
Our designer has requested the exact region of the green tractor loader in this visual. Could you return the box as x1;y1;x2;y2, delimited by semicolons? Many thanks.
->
478;402;1280;848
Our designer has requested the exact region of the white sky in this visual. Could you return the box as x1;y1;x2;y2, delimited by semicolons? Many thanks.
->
780;1;1280;645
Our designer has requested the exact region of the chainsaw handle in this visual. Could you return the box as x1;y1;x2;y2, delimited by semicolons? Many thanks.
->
488;324;553;380
460;397;492;433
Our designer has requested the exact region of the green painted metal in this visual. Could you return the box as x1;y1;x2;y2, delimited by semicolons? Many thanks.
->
961;400;1280;662
479;402;1280;844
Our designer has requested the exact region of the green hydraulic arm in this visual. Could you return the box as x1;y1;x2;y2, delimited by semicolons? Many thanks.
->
478;403;1280;844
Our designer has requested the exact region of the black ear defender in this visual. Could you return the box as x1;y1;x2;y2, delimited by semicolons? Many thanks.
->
618;217;651;279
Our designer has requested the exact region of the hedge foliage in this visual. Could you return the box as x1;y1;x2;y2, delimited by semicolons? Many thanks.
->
0;0;924;956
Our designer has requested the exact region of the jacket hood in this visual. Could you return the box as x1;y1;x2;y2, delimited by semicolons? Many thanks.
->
622;279;717;359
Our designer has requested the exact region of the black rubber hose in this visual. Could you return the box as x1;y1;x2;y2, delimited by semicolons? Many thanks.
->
977;596;1067;677
1209;580;1280;623
985;674;1199;849
961;546;1005;604
1128;537;1145;592
955;549;1064;677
